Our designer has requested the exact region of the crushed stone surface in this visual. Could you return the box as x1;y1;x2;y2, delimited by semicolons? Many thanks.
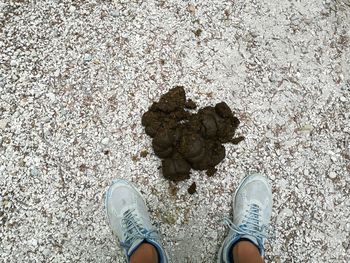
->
1;0;349;262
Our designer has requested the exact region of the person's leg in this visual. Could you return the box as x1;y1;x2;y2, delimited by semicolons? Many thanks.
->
105;179;167;263
232;241;264;263
130;243;158;263
218;173;272;263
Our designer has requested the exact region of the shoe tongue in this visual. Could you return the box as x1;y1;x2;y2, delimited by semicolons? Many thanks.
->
127;238;144;257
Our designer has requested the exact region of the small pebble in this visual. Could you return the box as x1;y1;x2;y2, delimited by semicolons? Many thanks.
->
30;168;40;177
188;4;196;14
30;238;38;247
69;6;76;13
340;96;346;102
84;54;92;62
300;124;313;132
329;171;337;179
101;137;110;145
262;77;269;83
46;92;55;101
42;248;50;257
110;10;119;17
0;119;9;129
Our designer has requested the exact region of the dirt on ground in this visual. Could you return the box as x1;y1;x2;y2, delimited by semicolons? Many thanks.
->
142;86;244;181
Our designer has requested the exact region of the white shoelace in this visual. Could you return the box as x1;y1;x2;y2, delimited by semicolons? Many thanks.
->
120;209;158;250
224;204;270;244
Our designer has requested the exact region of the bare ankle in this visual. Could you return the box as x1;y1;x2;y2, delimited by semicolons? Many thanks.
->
232;241;264;263
130;243;158;263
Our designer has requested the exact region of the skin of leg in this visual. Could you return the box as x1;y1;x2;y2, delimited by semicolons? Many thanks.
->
130;243;158;263
232;241;264;263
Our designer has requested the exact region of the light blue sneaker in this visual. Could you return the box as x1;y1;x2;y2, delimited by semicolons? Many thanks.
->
105;179;168;263
218;174;273;262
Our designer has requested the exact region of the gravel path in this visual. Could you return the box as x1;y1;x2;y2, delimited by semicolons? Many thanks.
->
1;0;349;262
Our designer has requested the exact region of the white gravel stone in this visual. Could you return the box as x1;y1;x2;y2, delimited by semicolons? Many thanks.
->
84;54;92;62
10;60;17;67
329;171;337;179
46;92;56;102
110;10;119;17
0;119;9;129
69;6;76;13
101;137;110;145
